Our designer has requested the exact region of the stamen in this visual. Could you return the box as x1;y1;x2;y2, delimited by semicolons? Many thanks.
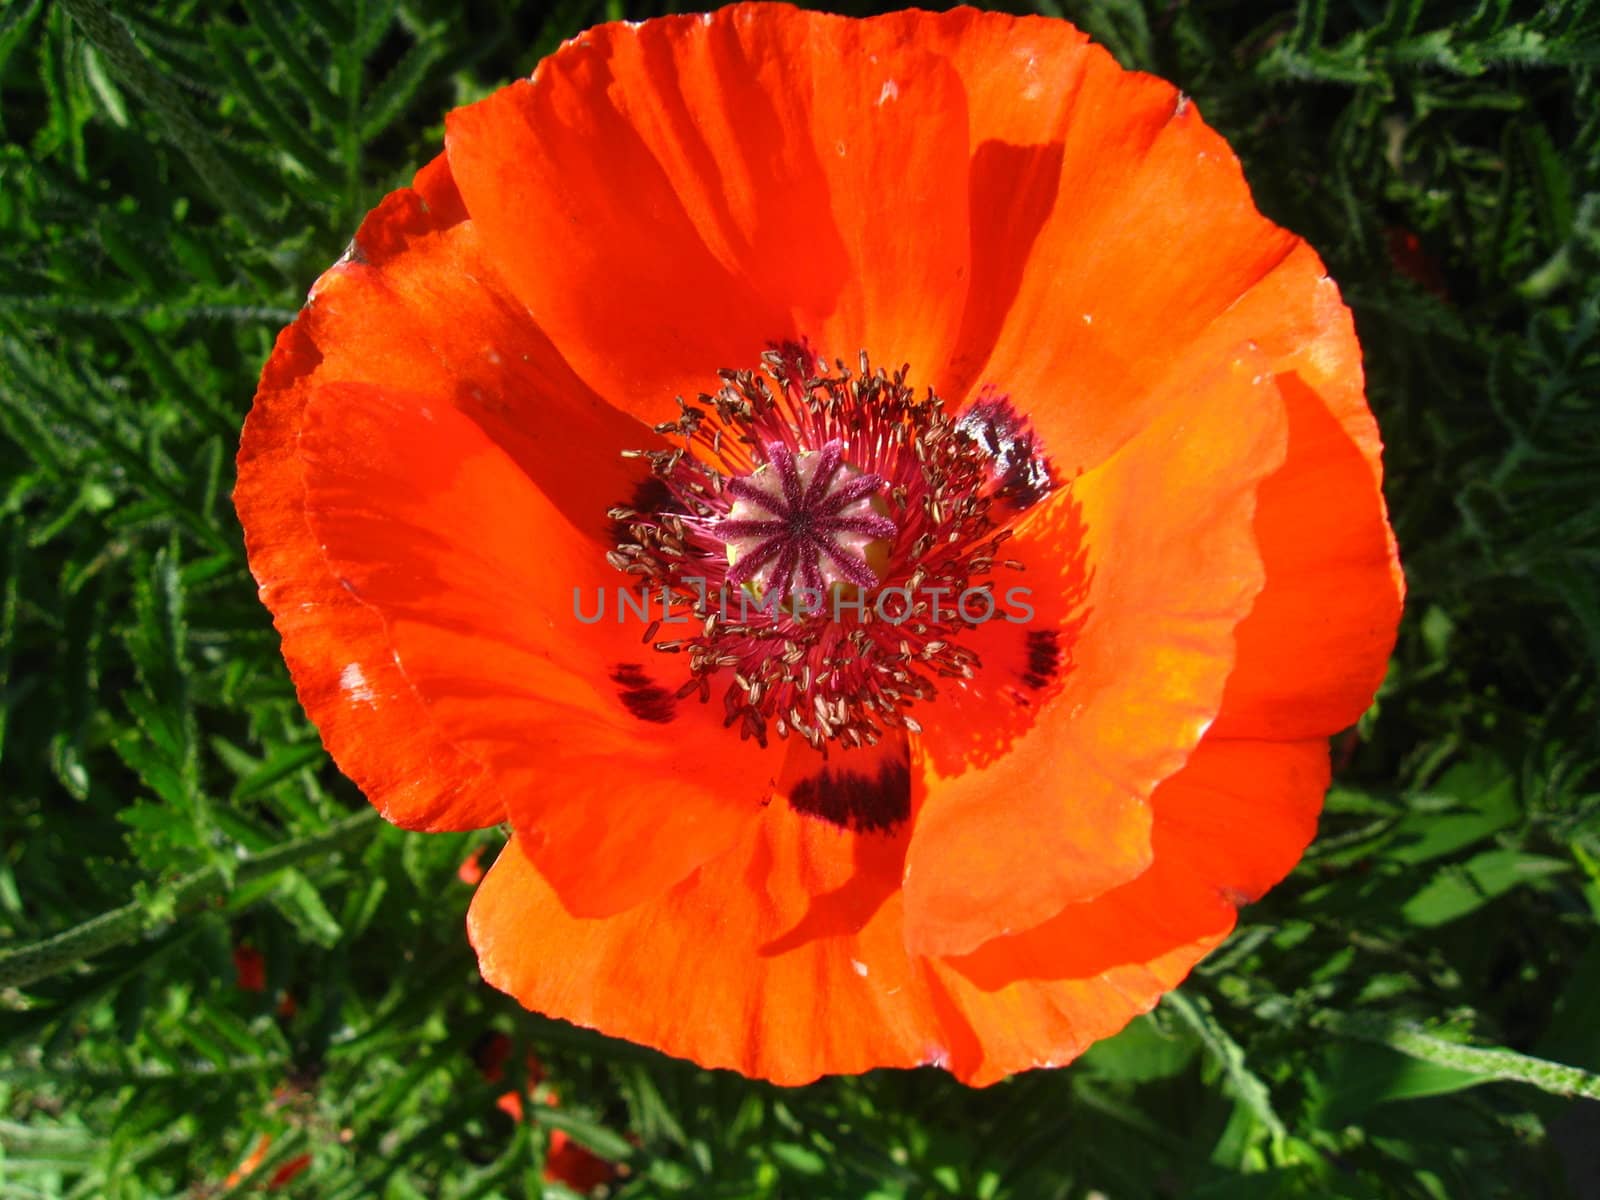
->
606;346;1072;766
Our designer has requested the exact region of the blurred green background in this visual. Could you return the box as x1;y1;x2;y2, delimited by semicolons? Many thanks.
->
3;0;1599;1196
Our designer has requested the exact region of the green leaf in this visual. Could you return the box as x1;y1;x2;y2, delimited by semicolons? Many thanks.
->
55;0;272;232
229;740;326;801
0;810;377;988
1078;1012;1199;1083
1400;848;1569;927
1385;757;1520;864
1309;1043;1489;1127
269;867;344;948
358;33;447;141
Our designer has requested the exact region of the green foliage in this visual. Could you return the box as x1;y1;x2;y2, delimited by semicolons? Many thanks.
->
2;0;1598;1196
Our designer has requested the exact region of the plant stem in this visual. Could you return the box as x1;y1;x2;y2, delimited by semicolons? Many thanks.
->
0;809;379;989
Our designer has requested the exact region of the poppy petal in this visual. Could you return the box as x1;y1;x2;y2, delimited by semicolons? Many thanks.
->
1151;735;1331;902
905;350;1289;958
920;937;1223;1086
443;5;972;419
934;15;1402;736
952;49;1300;477
1183;249;1404;740
942;736;1328;993
469;816;933;1086
238;166;643;834
914;735;1328;1085
469;727;1317;1087
470;824;1226;1086
294;381;777;914
1214;377;1402;739
241;330;496;832
931;16;1401;735
292;183;644;543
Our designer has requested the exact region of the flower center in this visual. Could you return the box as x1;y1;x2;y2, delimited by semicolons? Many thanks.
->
720;441;896;607
607;344;1054;751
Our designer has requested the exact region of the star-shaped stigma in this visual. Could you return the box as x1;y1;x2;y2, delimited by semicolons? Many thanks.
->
719;440;898;608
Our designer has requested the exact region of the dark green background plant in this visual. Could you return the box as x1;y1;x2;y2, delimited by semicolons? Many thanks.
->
3;0;1598;1196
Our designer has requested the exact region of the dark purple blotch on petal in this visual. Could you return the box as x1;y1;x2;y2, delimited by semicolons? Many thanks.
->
611;663;676;724
788;742;912;833
1021;630;1062;691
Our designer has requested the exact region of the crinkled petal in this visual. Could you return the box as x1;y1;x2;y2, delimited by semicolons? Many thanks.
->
238;162;777;904
944;736;1328;992
919;940;1223;1086
293;180;644;540
1189;251;1404;740
469;810;933;1085
240;321;502;833
470;728;1324;1085
906;350;1288;957
949;51;1300;475
293;381;776;914
237;161;652;834
444;4;972;416
932;10;1403;732
237;171;513;833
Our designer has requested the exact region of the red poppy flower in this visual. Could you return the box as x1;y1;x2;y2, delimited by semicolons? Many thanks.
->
233;943;267;993
544;1130;618;1192
458;846;488;886
236;4;1402;1085
472;1031;518;1084
223;1134;311;1190
268;1155;313;1189
1385;226;1449;299
471;1032;552;1120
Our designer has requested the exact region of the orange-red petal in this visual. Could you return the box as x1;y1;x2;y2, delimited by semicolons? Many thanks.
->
293;381;778;915
472;817;1160;1089
905;351;1288;957
1150;736;1331;903
949;47;1301;475
232;944;266;992
240;158;780;904
292;186;643;542
1190;250;1404;740
940;10;1403;734
544;1130;618;1190
469;729;1328;1085
240;340;499;831
944;737;1327;992
919;736;1329;1085
238;162;641;834
470;814;932;1085
443;5;973;416
937;14;1403;735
